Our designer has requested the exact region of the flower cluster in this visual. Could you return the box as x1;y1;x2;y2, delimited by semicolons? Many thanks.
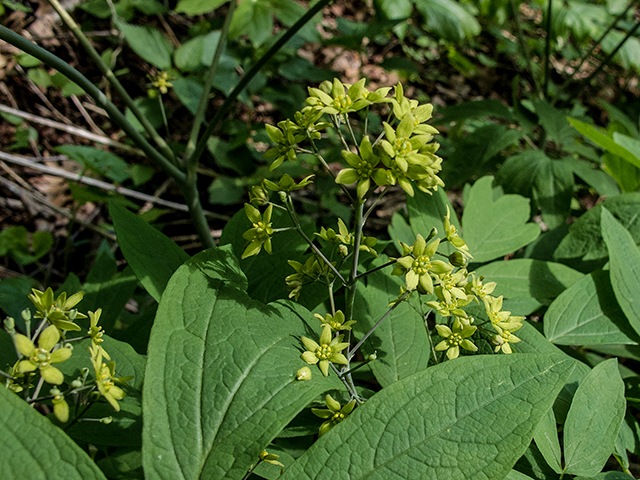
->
7;289;131;423
311;394;356;436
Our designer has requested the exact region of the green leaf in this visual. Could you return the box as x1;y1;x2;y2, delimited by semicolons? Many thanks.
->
109;200;190;302
554;193;640;262
603;152;640;193
354;257;430;387
142;247;339;480
280;354;575;480
405;187;459;255
533;408;562;474
374;0;412;20
613;131;640;160
434;99;512;125
175;0;229;15
229;0;273;47
28;67;52;88
462;176;540;263
96;448;143;480
129;164;155;186
115;20;173;70
563;358;626;477
534;158;574;230
173;31;221;72
505;471;537;480
125;98;164;132
219;207;317;306
57;145;131;183
475;259;583;307
414;0;480;42
0;386;108;480
574;473;635;480
569;117;640;169
564;156;620;197
172;77;202;114
544;270;640;345
208;176;244;205
534;101;576;145
601;206;640;336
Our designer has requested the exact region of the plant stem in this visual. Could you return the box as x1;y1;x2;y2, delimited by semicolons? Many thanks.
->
46;0;177;163
283;194;346;284
542;0;553;99
508;0;543;99
563;19;640;105
353;255;407;281
344;201;364;323
0;26;185;185
183;0;238;168
349;290;411;359
557;0;636;100
363;185;389;223
30;376;45;404
179;170;215;248
189;0;333;167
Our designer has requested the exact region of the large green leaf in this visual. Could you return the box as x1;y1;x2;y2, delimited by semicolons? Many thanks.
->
544;270;640;345
229;0;273;47
563;359;626;477
405;187;459;255
175;0;229;15
534;101;576;146
354;258;430;387
569;117;640;169
554;193;640;262
115;20;173;70
475;258;583;309
56;145;131;183
109;200;190;302
462;176;540;263
142;247;339;480
219;207;317;306
0;386;108;480
601;207;640;336
534;158;574;230
280;354;575;479
414;0;480;42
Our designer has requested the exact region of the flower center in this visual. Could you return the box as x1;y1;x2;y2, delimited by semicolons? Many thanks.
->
315;345;333;360
331;412;345;424
32;348;51;366
412;255;431;275
355;161;374;178
332;95;352;110
449;333;463;346
394;137;412;156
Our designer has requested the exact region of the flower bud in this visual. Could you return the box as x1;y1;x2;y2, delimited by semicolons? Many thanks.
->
101;416;113;424
367;352;377;361
69;309;78;321
448;251;468;267
278;191;287;202
338;244;349;258
71;379;83;389
3;317;15;333
249;184;269;206
425;227;438;242
296;366;312;381
21;308;31;322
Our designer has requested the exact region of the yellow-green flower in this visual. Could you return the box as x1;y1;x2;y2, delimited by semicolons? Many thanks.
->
91;346;127;412
492;323;522;354
311;394;356;436
335;136;389;199
296;366;312;381
484;295;524;331
260;450;284;468
29;287;86;332
392;235;452;294
50;387;69;423
434;317;478;360
88;308;109;361
14;325;72;385
301;325;349;377
151;71;173;94
242;204;274;259
444;206;471;258
263;120;304;171
264;174;314;193
306;78;369;115
467;274;496;301
314;310;356;332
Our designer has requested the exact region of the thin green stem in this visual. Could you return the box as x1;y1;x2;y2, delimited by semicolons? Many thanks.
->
282;194;346;284
345;116;360;152
557;0;636;98
158;94;169;134
353;254;408;281
30;376;45;404
542;0;553;99
306;138;355;203
64;400;95;432
349;290;411;359
46;0;177;163
563;19;640;105
183;0;238;167
180;171;215;248
363;185;389;223
508;0;542;98
0;26;186;184
189;0;333;166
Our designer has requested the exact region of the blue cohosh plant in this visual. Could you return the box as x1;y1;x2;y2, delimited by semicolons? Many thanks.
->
2;288;131;424
242;78;525;416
